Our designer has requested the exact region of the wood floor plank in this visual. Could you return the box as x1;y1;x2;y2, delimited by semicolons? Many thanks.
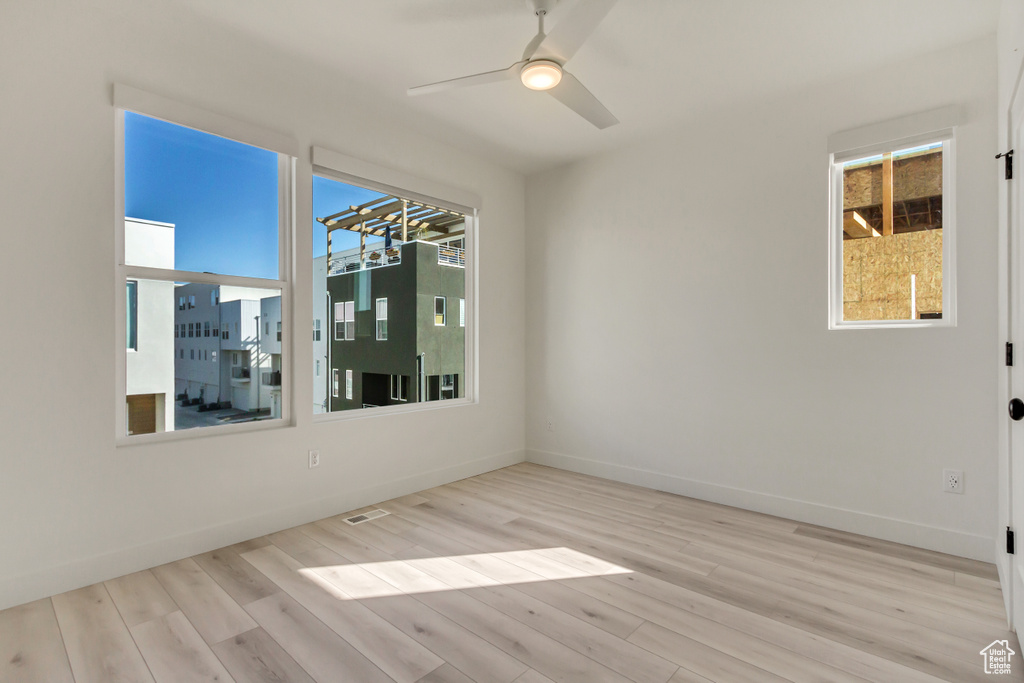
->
51;583;155;683
193;547;281;606
105;569;178;628
244;592;393;683
794;524;999;580
211;627;315;683
417;663;477;683
241;543;443;683
266;527;323;558
151;558;257;645
0;598;75;683
130;610;234;683
628;621;790;683
512;670;557;683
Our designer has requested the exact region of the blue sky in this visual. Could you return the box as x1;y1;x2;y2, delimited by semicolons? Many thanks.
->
124;112;382;278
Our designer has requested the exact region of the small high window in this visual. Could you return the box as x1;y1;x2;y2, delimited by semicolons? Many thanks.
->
435;297;446;326
828;109;956;328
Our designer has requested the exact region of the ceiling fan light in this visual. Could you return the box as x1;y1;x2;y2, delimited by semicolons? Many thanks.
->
520;60;562;90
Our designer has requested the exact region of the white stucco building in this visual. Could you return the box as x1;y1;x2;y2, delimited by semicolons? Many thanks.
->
124;218;175;435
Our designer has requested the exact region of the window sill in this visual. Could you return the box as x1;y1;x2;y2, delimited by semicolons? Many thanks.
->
117;415;292;448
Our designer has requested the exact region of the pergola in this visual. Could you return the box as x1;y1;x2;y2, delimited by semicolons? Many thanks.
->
316;194;465;266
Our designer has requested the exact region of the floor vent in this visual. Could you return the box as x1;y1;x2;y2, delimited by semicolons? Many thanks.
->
343;509;389;525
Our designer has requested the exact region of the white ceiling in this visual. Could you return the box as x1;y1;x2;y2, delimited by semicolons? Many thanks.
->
173;0;999;174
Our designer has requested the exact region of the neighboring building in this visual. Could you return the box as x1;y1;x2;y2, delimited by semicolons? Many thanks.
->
327;239;465;411
174;284;281;417
125;218;175;435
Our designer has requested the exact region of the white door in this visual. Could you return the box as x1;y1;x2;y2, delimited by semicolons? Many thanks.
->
1008;68;1024;631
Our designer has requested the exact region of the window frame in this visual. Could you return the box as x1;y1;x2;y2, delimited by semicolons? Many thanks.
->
376;297;388;341
126;280;138;351
435;296;446;326
827;108;958;330
113;85;297;445
311;145;479;423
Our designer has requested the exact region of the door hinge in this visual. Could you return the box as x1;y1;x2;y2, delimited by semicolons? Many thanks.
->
1009;527;1016;555
997;150;1014;180
1008;342;1014;367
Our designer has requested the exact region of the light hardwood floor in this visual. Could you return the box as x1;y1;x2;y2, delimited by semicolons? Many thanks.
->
1;463;1018;682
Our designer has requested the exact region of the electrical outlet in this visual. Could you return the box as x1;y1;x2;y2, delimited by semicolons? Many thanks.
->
943;469;963;494
546;419;554;432
309;450;320;469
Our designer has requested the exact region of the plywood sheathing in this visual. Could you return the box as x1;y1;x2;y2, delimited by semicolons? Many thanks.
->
843;229;942;321
843;151;942;209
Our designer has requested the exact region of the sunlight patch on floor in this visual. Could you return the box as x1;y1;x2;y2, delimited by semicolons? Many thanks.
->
298;547;632;600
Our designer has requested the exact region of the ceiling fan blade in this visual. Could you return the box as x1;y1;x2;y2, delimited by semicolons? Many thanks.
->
408;61;525;96
530;0;619;63
547;70;618;129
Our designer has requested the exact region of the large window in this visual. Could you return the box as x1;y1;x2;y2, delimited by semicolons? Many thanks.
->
116;87;294;441
312;148;475;415
829;111;956;329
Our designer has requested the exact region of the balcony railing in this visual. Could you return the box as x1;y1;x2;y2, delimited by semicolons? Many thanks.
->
438;245;465;268
262;370;282;387
231;367;250;380
329;245;402;276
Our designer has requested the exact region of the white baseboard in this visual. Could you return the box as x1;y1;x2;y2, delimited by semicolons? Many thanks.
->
0;449;525;612
527;449;994;563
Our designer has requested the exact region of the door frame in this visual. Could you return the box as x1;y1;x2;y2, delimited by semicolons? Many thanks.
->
1000;53;1024;631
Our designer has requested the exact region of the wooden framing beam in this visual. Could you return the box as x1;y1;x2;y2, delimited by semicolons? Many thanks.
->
882;152;893;236
843;210;880;239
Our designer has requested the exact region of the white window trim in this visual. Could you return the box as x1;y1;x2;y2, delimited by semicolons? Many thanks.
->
113;85;296;446
827;110;958;330
311;146;479;423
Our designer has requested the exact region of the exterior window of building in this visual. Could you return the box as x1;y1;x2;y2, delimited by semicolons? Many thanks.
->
316;359;320;376
277;321;282;342
335;301;354;340
435;297;446;326
265;321;270;335
376;298;388;340
442;374;455;399
313;161;474;417
829;112;956;329
332;369;339;397
390;375;409;401
221;323;229;340
118;95;293;441
126;281;138;350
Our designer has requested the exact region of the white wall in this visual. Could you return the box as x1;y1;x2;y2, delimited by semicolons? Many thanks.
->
0;0;525;610
525;37;999;561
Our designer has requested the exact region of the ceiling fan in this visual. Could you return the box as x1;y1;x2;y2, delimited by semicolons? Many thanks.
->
407;0;619;129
